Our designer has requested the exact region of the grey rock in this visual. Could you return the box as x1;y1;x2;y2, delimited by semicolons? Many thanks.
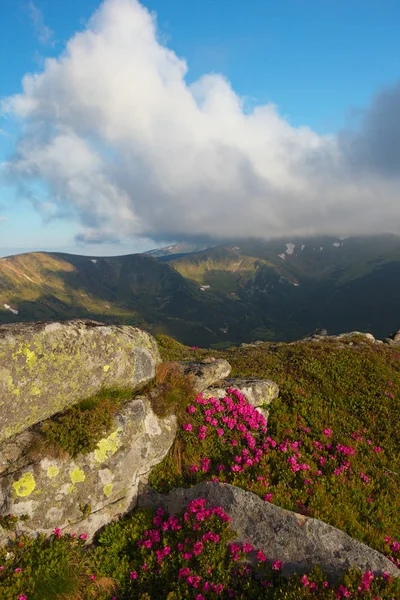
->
389;330;400;342
204;377;279;407
0;320;160;443
0;397;176;544
179;358;232;393
139;482;399;581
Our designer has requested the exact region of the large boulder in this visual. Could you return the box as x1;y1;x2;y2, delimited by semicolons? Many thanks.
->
139;482;399;580
0;397;176;543
0;320;160;443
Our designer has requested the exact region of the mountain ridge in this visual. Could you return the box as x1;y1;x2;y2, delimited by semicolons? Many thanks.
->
1;234;400;346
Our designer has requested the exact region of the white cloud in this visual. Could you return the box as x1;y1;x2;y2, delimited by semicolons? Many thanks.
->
27;1;54;46
0;217;8;223
2;0;400;244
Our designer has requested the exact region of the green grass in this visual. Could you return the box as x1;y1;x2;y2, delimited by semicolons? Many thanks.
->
32;388;135;458
151;336;400;561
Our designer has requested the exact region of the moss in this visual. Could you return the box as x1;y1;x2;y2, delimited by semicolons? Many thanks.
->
38;388;132;458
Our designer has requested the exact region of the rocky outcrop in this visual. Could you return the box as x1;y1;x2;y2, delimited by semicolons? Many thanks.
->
0;320;160;443
0;397;176;544
301;330;376;343
139;482;399;581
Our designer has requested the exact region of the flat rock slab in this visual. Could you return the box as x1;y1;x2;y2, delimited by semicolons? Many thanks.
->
0;397;176;544
0;320;160;443
203;377;279;407
139;482;399;581
179;359;232;393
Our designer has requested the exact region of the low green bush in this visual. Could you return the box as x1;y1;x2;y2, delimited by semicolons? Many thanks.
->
36;388;134;458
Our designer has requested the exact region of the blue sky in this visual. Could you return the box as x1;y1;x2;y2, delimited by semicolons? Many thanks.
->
1;0;400;256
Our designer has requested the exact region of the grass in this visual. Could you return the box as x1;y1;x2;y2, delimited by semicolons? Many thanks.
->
31;388;135;458
151;335;400;563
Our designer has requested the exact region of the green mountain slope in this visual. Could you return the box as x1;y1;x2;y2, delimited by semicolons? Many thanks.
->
2;234;400;346
167;234;400;341
0;251;262;346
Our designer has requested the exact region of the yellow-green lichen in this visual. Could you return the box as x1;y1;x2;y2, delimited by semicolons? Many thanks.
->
70;468;86;483
24;348;37;368
67;484;77;494
47;466;60;479
103;483;113;497
94;429;119;463
103;365;110;373
13;472;36;497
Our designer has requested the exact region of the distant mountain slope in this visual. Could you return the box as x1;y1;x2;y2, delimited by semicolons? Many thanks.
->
0;251;262;346
1;234;400;346
166;234;400;341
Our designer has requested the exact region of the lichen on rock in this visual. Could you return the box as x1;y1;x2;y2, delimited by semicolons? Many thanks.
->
0;320;161;443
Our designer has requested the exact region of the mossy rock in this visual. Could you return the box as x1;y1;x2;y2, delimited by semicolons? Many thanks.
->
0;320;160;443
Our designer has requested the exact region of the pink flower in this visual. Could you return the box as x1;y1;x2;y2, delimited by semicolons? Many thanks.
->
183;423;193;432
272;560;283;570
14;568;22;573
193;541;204;555
301;574;310;586
256;550;267;562
79;533;87;540
264;493;273;502
130;571;138;579
89;575;96;581
323;428;333;437
187;405;196;414
53;527;61;538
18;596;27;600
178;567;191;579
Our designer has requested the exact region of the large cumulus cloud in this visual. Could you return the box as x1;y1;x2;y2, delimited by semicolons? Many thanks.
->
2;0;400;243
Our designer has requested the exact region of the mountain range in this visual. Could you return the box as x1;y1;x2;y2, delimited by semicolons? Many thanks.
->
1;234;400;347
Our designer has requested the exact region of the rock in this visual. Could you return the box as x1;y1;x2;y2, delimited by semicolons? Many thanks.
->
0;397;176;544
139;482;399;581
0;320;160;443
204;377;279;407
389;329;400;342
179;359;232;393
203;378;279;422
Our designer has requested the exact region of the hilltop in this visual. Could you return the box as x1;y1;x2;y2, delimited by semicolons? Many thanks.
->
0;322;399;599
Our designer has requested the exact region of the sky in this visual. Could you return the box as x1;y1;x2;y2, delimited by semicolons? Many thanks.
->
0;0;400;257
